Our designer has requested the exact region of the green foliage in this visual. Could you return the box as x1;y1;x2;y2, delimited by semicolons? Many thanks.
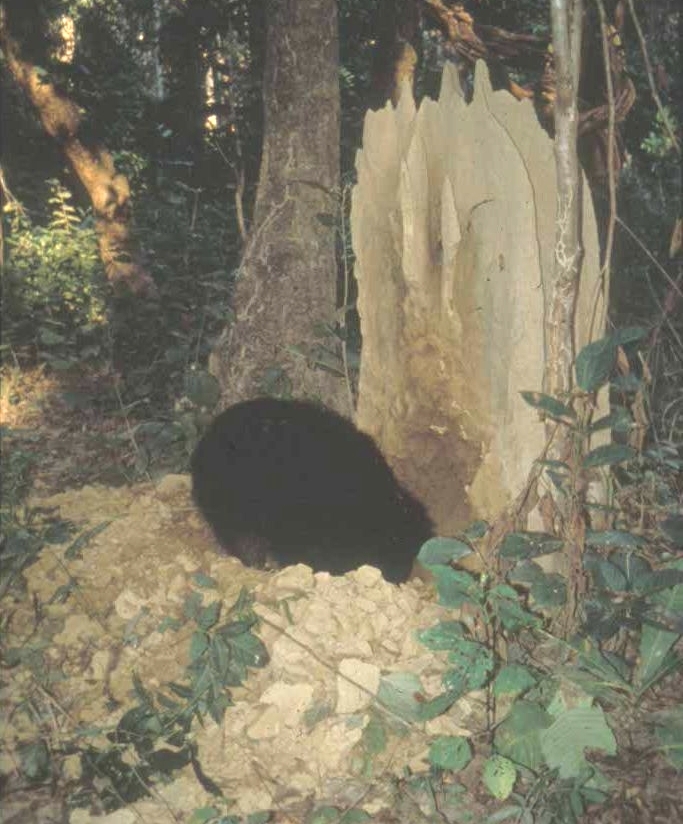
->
413;330;682;819
0;432;78;598
71;588;268;813
2;180;107;369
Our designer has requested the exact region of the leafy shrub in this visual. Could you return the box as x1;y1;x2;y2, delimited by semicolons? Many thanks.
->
384;330;683;821
2;179;107;370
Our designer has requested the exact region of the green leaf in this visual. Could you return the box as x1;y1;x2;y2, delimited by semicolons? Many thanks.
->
540;706;616;779
188;807;222;824
443;639;494;695
633;569;683;596
660;515;683;547
417;690;460;721
462;520;489;540
361;715;387;755
575;337;617;392
582;444;636;468
499;532;563;559
494;701;552;771
377;672;423;722
197;601;221;631
191;572;217;589
584;553;629;592
482;754;517;799
585;530;646;548
611;326;648;345
227;629;269;669
430;565;480;609
530;573;567;608
417;620;467;651
189;631;209;662
493;596;541;631
18;740;51;783
589;406;633;434
508;560;545;586
493;665;537;697
428;735;472;771
635;605;682;694
520;391;576;422
418;536;472;566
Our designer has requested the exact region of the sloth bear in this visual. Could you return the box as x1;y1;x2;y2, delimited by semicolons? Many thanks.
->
191;397;433;583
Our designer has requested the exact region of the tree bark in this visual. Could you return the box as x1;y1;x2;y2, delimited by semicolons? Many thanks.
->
547;0;587;631
0;6;156;297
546;0;584;402
209;0;345;410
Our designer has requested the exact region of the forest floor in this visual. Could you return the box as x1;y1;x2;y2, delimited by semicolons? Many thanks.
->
1;365;682;824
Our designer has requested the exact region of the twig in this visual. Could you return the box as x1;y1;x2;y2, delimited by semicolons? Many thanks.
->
625;0;680;154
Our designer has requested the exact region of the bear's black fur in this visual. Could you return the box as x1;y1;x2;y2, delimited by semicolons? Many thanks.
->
191;398;433;583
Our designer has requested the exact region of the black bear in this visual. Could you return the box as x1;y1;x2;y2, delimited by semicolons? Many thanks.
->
191;398;433;583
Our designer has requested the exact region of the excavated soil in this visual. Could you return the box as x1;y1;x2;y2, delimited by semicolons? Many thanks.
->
1;475;491;823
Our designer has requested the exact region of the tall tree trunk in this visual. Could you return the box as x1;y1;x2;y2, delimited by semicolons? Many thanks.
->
209;0;345;410
0;6;156;297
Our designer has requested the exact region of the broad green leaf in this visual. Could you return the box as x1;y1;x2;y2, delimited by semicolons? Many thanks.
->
540;706;616;779
418;690;460;721
197;600;221;630
228;631;269;669
530;573;567;608
191;572;217;589
493;665;537;697
520;391;576;422
443;639;494;694
430;566;480;609
508;560;545;586
575;337;616;392
582;444;636;468
499;532;563;559
589;406;633;434
611;325;648;345
377;672;423;722
633;569;683;596
462;520;489;539
584;554;627;591
418;536;472;565
417;620;467;651
585;530;646;548
428;735;472;771
483;754;517;799
635;620;681;694
492;593;541;631
494;701;552;771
